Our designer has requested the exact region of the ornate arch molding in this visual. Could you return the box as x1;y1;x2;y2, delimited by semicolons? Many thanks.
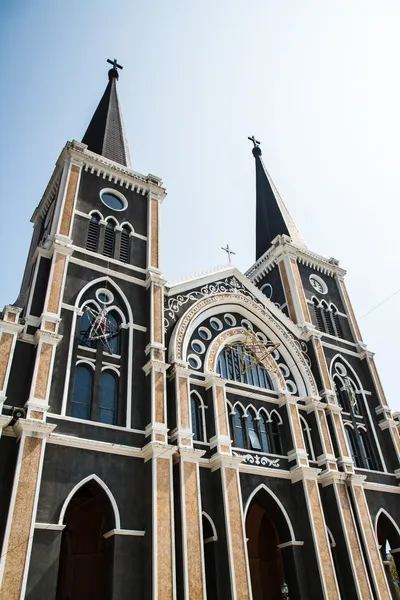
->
244;483;297;544
169;293;317;396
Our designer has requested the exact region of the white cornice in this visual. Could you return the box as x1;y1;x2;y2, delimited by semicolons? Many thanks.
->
245;235;347;283
31;140;167;225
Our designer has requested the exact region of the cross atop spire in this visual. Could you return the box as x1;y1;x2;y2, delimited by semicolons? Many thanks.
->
81;61;131;167
248;135;260;147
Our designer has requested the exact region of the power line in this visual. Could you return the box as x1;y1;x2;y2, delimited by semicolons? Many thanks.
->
359;287;400;320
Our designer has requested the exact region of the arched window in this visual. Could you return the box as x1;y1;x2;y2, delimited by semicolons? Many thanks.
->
300;415;314;461
86;214;100;252
103;221;116;258
71;365;93;419
270;413;282;455
259;412;271;453
321;301;334;336
99;371;118;425
217;344;272;390
106;312;121;355
345;426;361;468
358;429;376;470
78;308;96;349
119;225;131;263
334;376;350;413
191;393;204;442
247;409;261;450
233;406;245;448
312;298;324;332
331;306;343;339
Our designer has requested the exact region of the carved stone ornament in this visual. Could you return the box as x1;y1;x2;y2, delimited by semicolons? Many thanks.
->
233;451;280;468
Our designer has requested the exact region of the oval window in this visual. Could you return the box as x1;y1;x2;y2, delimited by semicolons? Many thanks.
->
100;189;127;211
198;327;211;341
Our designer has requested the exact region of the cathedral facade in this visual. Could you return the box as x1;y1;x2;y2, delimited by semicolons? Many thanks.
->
0;63;399;600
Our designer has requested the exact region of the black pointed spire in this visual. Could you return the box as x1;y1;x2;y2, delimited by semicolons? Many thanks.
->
249;136;305;260
82;59;131;167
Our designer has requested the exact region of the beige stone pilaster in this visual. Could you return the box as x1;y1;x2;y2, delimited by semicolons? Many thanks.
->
177;447;206;600
278;254;311;325
346;475;392;599
311;334;334;394
325;403;354;473
169;364;192;447
0;307;24;409
210;455;252;600
320;472;374;599
292;467;341;599
148;192;161;272
0;419;56;600
144;443;177;600
378;416;400;480
280;393;309;467
205;374;231;454
305;398;338;472
336;276;363;343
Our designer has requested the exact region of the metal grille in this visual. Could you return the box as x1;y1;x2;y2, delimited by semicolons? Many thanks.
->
120;230;130;263
103;225;115;258
86;219;99;252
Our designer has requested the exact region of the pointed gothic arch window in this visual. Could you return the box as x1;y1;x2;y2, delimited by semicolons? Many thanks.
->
259;412;271;453
78;307;97;349
358;428;376;470
270;412;282;455
191;392;204;442
312;297;324;332
334;375;351;413
217;343;273;390
119;225;131;263
103;221;116;258
99;370;118;425
106;312;121;355
247;409;262;450
71;365;93;420
86;213;100;252
233;406;245;448
320;300;334;335
300;415;315;461
345;425;361;468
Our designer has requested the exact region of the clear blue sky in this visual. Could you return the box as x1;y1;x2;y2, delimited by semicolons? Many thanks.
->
1;1;400;410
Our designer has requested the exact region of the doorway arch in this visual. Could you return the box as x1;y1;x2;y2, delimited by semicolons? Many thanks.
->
376;509;400;598
56;477;116;600
245;484;301;600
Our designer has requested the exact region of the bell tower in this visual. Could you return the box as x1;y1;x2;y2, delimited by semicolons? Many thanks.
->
246;137;400;600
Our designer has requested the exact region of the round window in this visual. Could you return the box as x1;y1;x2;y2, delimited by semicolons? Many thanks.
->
188;355;201;370
224;313;237;327
191;339;205;354
210;317;223;331
198;327;211;341
100;189;128;212
309;274;328;295
95;288;114;305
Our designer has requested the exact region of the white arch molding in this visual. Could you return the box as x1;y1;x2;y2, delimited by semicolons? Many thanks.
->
169;295;317;397
329;353;388;472
243;483;297;543
374;508;400;540
202;511;218;542
58;474;121;529
61;276;134;427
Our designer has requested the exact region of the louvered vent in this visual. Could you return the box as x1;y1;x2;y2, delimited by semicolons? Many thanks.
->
86;219;99;252
103;225;115;258
120;230;130;263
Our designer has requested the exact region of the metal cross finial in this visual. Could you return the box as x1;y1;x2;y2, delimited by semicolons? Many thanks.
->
107;58;123;71
248;135;260;147
221;244;236;264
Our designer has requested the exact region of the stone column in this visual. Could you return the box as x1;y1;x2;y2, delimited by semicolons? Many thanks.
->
210;455;252;600
277;251;311;326
305;398;338;472
320;471;375;599
205;374;232;455
0;419;56;600
292;467;341;600
346;475;392;600
144;445;177;600
281;393;309;468
325;403;355;474
177;447;206;600
336;276;363;343
170;363;192;447
0;306;23;410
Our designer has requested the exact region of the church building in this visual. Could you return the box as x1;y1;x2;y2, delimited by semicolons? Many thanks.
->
0;61;400;600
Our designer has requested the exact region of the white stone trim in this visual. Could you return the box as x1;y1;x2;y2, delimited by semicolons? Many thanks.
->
243;483;296;543
103;528;145;538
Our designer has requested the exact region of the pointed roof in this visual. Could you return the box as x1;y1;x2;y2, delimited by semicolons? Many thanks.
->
82;63;131;167
250;139;305;260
